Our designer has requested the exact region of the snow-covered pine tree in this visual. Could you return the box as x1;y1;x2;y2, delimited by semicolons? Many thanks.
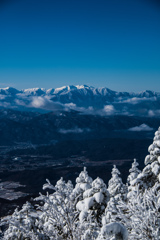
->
76;177;109;239
101;165;130;228
114;183;160;239
71;167;93;205
102;165;128;233
107;165;127;201
110;127;160;239
127;159;141;199
102;197;120;226
76;177;109;225
35;177;80;240
127;159;141;185
3;202;43;240
133;127;160;190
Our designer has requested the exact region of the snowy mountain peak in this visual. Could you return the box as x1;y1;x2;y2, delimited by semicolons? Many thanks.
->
76;85;90;89
138;90;157;98
0;87;21;95
54;86;68;94
54;85;82;94
46;88;55;95
23;88;46;95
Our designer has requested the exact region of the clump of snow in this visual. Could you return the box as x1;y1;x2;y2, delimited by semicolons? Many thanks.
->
100;222;128;240
76;197;95;212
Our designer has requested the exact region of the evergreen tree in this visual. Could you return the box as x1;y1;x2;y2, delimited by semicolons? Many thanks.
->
134;127;160;190
3;202;44;240
108;165;127;200
102;197;119;226
71;167;93;205
127;159;141;199
127;159;141;185
76;177;109;224
35;178;80;240
114;183;160;240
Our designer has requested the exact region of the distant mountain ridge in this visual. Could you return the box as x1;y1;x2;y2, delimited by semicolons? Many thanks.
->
0;85;159;97
0;85;160;116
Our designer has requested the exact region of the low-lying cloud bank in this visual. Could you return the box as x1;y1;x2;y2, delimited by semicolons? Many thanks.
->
0;96;64;112
117;97;157;105
31;96;64;111
128;124;153;132
59;128;90;134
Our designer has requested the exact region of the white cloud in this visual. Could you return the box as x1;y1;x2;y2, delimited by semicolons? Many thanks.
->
65;103;77;108
0;94;7;100
148;110;160;117
31;96;64;111
59;127;90;134
14;99;27;106
64;103;95;114
128;124;153;132
148;110;155;117
64;103;128;117
117;97;156;105
103;105;115;115
0;101;11;108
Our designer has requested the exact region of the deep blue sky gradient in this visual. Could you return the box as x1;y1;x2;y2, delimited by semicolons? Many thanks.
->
0;0;160;91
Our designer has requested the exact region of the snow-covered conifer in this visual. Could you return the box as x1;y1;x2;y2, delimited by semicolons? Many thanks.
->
3;202;43;240
71;167;93;204
127;159;141;199
108;165;127;200
35;177;80;239
133;127;160;190
145;127;160;166
127;159;141;185
76;177;109;224
114;183;160;239
102;197;119;226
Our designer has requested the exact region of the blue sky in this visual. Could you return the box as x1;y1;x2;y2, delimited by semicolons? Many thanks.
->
0;0;160;91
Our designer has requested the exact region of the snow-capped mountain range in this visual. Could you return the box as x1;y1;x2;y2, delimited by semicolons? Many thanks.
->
0;85;160;117
0;85;159;97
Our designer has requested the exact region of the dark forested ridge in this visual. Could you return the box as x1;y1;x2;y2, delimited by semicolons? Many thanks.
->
0;109;159;146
